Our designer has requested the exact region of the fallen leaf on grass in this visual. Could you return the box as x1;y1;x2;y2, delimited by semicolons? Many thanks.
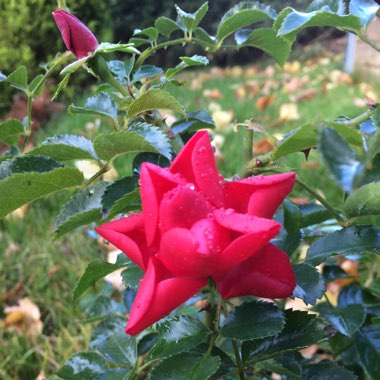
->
256;95;276;110
212;110;234;130
203;88;222;100
253;138;274;154
279;103;300;121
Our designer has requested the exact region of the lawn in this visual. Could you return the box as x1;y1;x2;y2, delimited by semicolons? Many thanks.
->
1;51;378;379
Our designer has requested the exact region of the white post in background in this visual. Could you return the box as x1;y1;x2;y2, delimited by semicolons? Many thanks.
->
344;33;357;73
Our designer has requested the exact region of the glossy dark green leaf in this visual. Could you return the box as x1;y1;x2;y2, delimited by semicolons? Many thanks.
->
242;309;329;362
299;203;331;228
127;89;184;118
132;153;170;175
316;302;365;336
69;92;118;121
129;122;172;160
256;354;302;378
94;130;167;162
134;27;159;42
350;0;380;27
301;361;357;380
217;2;276;42
149;316;210;360
102;189;140;222
155;17;180;37
0;167;83;219
85;294;122;319
171;111;214;135
272;200;302;257
273;124;316;160
307;226;380;265
55;182;108;237
278;8;362;37
166;55;209;79
319;127;362;192
355;325;380;380
98;368;131;380
90;317;126;349
175;2;208;33
292;263;325;305
220;301;284;340
121;260;144;290
6;66;28;91
307;0;345;13
148;353;220;380
101;176;139;217
97;333;137;366
56;352;108;380
132;65;163;83
31;134;98;161
239;28;291;67
194;27;217;49
0;119;24;145
344;182;380;218
322;264;352;282
73;259;128;303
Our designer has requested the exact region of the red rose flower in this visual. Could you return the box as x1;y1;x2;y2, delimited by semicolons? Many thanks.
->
96;131;296;335
52;9;98;59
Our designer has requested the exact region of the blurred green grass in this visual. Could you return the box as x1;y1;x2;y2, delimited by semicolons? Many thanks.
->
1;53;378;379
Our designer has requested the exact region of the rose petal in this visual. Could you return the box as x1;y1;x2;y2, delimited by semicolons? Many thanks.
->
126;258;207;335
223;173;296;217
95;214;151;270
159;185;214;232
170;131;224;208
140;163;184;246
214;209;281;272
215;244;296;299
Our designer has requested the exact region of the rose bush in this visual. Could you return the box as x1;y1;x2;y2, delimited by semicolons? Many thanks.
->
96;131;296;335
52;9;98;59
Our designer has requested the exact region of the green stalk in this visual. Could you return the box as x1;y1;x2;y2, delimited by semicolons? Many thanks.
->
331;109;372;127
232;339;245;380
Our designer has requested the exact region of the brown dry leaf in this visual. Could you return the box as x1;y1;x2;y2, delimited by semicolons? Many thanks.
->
4;298;43;337
327;260;359;294
105;250;124;291
5;204;29;220
246;80;260;97
290;197;310;205
47;265;59;277
300;160;320;169
253;138;274;154
295;88;318;102
212;110;234;130
234;85;247;101
279;103;300;121
264;65;276;77
4;281;25;303
256;95;276;110
284;61;301;73
203;88;222;100
284;78;306;94
300;344;319;358
353;98;368;107
245;65;258;77
338;72;353;85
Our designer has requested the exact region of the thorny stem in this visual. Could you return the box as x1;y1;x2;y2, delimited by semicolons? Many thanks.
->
205;278;222;356
232;339;245;380
295;177;348;226
83;163;110;187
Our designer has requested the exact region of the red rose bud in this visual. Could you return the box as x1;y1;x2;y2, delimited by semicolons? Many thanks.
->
52;9;98;59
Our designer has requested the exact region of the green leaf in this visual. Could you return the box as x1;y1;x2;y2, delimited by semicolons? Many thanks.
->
292;263;325;305
94;130;161;162
0;72;6;81
307;226;380;266
322;264;353;282
299;203;331;228
278;8;362;36
149;316;210;360
98;369;131;380
134;27;159;42
316;303;365;336
155;17;180;37
97;333;137;366
308;0;345;13
175;2;209;33
52;74;71;101
56;352;108;380
319;127;362;193
132;65;163;83
101;176;139;217
194;27;217;49
28;74;45;96
220;301;284;340
0;119;24;145
121;260;144;289
302;362;357;380
355;325;380;380
73;259;128;303
102;188;141;222
171;111;214;135
256;354;302;378
350;0;380;28
166;55;209;80
127;89;184;118
148;353;220;380
31;135;98;161
217;2;276;42
272;200;302;257
239;28;291;67
0;167;83;219
69;92;118;121
96;42;140;55
344;182;380;218
55;182;108;237
273;124;316;160
327;121;364;148
6;66;28;91
368;128;380;161
60;56;89;76
242;309;329;362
